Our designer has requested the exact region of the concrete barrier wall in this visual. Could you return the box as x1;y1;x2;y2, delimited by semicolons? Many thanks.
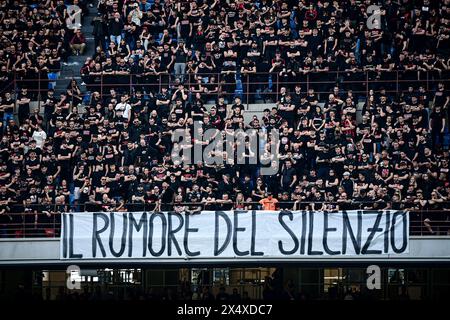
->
0;236;449;266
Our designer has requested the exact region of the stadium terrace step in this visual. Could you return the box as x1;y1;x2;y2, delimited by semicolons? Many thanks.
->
53;6;96;94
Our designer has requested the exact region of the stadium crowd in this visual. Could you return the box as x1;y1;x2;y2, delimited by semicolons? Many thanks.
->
0;0;95;120
0;0;449;237
80;0;450;98
7;271;382;301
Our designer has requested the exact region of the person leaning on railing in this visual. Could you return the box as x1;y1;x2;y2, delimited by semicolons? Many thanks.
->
259;193;279;211
0;200;11;238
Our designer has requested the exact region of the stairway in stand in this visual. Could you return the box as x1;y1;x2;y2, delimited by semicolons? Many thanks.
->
53;3;97;99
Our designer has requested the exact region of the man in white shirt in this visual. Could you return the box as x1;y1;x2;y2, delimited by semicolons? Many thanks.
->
31;125;47;149
115;94;131;121
128;3;142;26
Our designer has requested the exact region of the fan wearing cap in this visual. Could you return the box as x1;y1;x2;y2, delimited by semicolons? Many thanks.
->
259;192;279;211
341;171;354;197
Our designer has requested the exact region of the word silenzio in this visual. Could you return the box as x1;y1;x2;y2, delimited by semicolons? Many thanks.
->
61;210;409;260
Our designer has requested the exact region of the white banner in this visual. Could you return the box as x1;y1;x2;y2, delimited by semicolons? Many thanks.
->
60;210;409;260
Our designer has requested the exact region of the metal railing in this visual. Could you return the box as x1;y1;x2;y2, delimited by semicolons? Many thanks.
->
0;202;449;238
2;70;449;111
82;70;449;105
0;68;76;112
